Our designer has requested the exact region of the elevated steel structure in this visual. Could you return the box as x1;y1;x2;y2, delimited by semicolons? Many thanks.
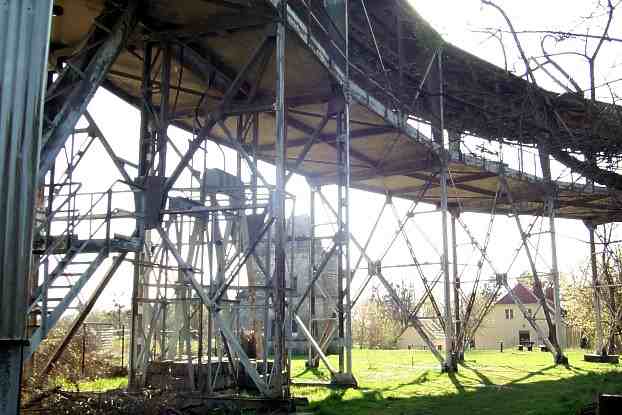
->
1;0;621;413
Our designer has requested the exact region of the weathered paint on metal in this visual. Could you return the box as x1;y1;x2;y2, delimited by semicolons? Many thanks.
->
0;1;53;413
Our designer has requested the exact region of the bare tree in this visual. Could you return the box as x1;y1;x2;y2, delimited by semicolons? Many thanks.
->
476;0;621;361
481;0;622;191
375;280;418;330
352;281;418;349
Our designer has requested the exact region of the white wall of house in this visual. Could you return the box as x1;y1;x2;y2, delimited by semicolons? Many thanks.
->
396;320;446;350
397;327;445;350
474;303;568;349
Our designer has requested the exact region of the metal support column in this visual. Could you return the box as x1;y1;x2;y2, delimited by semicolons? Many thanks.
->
440;163;454;372
307;186;318;368
128;250;142;390
451;210;462;361
546;197;563;357
539;146;566;364
129;41;153;391
343;0;353;378
0;2;53;413
433;50;455;372
336;113;345;375
587;222;605;355
332;107;356;386
157;43;171;177
270;1;288;398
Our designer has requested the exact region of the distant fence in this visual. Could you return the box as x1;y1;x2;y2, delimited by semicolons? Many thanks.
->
566;324;582;349
82;323;127;365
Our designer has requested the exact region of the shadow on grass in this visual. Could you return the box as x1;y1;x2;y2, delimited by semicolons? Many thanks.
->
507;364;557;385
303;370;622;415
460;361;493;386
292;365;329;380
448;372;466;393
380;370;431;393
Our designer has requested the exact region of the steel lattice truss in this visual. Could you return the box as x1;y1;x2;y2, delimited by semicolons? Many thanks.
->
3;0;622;413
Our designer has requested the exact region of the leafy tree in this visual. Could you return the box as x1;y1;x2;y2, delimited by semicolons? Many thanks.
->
352;281;416;349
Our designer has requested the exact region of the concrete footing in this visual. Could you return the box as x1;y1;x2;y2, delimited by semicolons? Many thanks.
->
330;372;358;388
145;359;274;391
584;354;619;364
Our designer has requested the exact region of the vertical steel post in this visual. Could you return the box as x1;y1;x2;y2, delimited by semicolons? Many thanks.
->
129;41;153;391
539;146;565;362
436;50;455;372
307;187;317;368
451;211;462;361
0;2;52;413
207;214;214;393
121;325;125;368
158;43;171;177
587;222;605;354
271;0;288;397
138;42;153;178
41;162;56;338
81;326;87;376
252;113;259;213
547;198;563;354
343;0;353;376
336;113;345;374
128;252;142;390
263;214;271;380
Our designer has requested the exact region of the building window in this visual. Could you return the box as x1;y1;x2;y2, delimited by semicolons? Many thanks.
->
505;309;514;320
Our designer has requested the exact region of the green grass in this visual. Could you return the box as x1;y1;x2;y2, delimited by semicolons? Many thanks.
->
291;349;622;415
62;376;128;392
62;349;621;414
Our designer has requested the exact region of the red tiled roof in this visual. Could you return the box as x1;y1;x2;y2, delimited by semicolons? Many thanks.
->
496;282;546;305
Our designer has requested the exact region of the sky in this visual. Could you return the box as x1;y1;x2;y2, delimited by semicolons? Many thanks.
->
57;0;622;312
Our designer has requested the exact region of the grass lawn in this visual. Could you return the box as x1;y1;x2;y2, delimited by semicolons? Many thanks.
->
290;349;622;415
68;349;621;414
76;376;129;392
59;376;128;392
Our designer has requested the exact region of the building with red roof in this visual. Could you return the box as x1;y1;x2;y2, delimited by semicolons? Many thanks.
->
474;283;571;349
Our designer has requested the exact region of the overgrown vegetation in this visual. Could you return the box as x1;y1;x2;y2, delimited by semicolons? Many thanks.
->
22;321;123;403
352;286;403;349
563;227;622;353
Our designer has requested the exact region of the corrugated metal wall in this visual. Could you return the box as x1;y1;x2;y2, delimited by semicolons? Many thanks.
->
0;1;53;413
